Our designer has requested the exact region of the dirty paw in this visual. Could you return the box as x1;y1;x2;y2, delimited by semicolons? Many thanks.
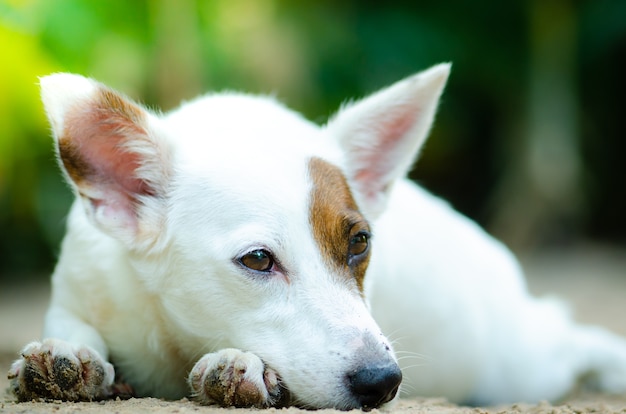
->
8;338;115;401
188;348;289;408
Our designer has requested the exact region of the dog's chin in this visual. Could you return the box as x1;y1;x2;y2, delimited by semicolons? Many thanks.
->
376;393;400;412
292;395;399;412
289;383;401;412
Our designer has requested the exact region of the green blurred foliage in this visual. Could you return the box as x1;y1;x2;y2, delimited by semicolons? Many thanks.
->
0;0;625;279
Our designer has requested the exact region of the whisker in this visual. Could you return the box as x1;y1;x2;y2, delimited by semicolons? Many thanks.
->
395;350;434;365
395;350;432;358
399;382;416;396
400;362;432;371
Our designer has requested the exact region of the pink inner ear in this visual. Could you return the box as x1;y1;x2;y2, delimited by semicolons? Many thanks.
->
58;92;156;233
61;97;154;199
354;107;419;198
76;122;151;197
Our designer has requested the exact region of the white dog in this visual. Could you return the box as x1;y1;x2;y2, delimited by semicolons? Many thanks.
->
9;64;626;410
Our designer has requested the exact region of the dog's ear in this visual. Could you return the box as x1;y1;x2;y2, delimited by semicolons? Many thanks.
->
40;74;171;250
326;63;450;218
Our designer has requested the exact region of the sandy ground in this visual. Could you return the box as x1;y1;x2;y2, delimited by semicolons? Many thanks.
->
1;245;625;413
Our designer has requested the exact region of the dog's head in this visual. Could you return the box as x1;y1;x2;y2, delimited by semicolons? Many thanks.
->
40;64;449;409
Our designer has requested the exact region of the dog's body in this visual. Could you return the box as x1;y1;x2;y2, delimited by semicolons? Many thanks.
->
9;64;626;409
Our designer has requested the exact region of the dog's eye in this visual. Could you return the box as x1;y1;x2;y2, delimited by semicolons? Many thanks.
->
240;249;274;272
348;231;370;257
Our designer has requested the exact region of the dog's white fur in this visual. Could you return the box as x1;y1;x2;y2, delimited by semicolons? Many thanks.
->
9;64;626;409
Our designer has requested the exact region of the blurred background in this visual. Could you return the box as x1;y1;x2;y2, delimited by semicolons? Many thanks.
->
1;0;625;282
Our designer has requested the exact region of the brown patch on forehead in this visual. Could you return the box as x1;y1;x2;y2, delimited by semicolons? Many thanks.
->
308;157;370;293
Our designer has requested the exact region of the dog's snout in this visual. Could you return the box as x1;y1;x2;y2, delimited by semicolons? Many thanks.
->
347;361;402;410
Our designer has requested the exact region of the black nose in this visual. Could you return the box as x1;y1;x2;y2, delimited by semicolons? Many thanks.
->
347;362;402;409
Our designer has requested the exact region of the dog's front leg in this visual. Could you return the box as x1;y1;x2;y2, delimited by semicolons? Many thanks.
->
188;349;289;408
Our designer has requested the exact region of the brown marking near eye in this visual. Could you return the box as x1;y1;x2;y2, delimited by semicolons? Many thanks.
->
308;157;370;294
